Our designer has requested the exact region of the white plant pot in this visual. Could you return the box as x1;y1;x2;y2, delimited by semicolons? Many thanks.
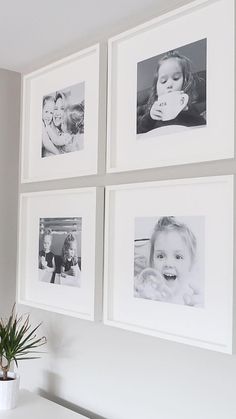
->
0;372;20;410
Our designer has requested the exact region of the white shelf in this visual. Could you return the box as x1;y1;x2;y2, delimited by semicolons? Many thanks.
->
0;390;89;418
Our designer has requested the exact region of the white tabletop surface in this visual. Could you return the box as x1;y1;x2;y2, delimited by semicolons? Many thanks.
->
0;390;88;418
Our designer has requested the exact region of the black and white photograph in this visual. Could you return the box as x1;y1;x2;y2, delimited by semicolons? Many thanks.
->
136;39;207;137
134;215;204;307
38;217;82;287
42;82;85;158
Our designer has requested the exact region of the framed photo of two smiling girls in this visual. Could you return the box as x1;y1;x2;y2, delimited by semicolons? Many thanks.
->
107;0;234;172
21;44;99;182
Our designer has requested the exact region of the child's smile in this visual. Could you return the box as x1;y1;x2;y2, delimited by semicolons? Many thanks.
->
163;272;177;281
43;100;54;125
53;97;65;127
153;230;192;294
68;243;76;259
43;235;52;253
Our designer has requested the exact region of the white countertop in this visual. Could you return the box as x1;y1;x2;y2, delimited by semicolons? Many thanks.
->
0;390;89;418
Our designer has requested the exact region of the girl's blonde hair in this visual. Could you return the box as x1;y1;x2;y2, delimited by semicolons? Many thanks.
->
43;228;53;241
64;101;84;135
42;95;55;110
61;233;78;264
55;91;66;104
149;216;197;267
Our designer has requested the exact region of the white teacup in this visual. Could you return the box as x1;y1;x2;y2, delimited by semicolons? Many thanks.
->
157;91;189;121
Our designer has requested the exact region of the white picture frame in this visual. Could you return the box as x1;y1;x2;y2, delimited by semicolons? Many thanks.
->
107;0;234;172
21;44;100;182
104;176;234;353
17;187;104;320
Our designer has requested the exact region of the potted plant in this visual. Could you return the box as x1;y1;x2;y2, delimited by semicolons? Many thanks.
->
0;304;46;410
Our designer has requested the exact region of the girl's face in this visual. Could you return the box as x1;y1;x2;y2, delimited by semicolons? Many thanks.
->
61;116;68;133
43;100;54;125
153;230;192;294
156;58;184;97
67;242;76;259
43;235;52;253
53;97;65;127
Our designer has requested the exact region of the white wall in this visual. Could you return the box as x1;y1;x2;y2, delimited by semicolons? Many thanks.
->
0;69;20;314
2;0;236;418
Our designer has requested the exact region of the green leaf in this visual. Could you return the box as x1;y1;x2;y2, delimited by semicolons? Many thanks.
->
0;304;47;372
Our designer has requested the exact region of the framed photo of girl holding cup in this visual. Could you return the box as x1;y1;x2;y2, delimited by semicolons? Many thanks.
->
107;0;234;172
136;40;207;136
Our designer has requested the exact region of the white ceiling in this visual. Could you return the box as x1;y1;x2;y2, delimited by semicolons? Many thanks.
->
1;0;192;73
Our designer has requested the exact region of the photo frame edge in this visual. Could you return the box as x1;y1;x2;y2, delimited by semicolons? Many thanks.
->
17;187;99;320
103;175;234;353
20;43;100;183
106;0;234;173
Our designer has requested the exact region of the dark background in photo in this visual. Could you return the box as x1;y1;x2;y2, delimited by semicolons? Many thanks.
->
136;39;207;134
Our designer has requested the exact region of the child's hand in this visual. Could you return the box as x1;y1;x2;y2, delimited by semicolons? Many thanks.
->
134;255;147;276
61;272;66;278
41;256;48;269
63;133;72;145
70;265;80;276
183;280;203;307
70;266;76;276
135;268;171;301
150;101;163;121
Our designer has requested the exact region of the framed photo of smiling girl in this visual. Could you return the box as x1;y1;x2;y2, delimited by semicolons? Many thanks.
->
21;44;99;182
107;0;234;172
103;176;234;353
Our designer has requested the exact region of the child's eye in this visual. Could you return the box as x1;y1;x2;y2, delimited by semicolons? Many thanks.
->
156;253;164;259
173;73;182;81
175;254;184;260
159;77;167;84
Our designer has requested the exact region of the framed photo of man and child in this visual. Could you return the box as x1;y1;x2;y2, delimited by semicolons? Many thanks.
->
103;176;234;353
17;188;104;320
107;0;234;172
21;44;99;182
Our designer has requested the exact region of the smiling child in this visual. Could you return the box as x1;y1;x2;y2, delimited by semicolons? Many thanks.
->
134;216;203;306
